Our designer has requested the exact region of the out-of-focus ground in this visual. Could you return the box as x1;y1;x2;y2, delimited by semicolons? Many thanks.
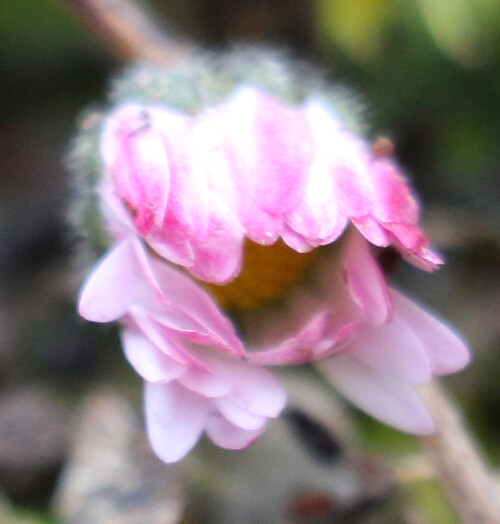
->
0;0;499;522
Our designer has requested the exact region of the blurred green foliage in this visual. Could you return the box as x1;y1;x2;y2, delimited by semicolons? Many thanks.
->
314;0;500;196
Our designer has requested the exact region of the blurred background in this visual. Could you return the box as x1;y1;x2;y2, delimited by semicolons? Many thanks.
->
0;0;499;522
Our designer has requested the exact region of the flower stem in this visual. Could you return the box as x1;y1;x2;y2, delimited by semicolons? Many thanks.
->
419;382;500;524
55;0;188;65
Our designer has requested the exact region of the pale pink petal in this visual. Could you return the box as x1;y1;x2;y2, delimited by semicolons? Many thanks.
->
320;355;435;434
350;315;433;385
147;257;244;355
144;381;208;463
206;413;265;449
352;216;391;247
249;310;349;366
129;307;208;369
78;239;137;322
343;231;392;325
390;289;471;375
98;181;136;241
121;326;186;383
236;201;284;245
178;365;232;398
280;225;315;253
214;397;267;430
188;208;244;284
206;357;287;418
130;240;244;354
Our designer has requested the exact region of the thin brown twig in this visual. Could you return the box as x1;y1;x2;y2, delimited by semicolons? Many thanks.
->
419;382;500;524
56;0;188;65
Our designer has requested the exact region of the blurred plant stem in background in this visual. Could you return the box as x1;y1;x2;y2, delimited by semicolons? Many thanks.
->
56;0;187;65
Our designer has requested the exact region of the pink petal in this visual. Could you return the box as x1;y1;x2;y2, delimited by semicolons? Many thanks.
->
220;87;313;245
249;310;347;366
78;239;138;322
183;112;246;283
280;225;315;253
390;289;471;375
343;231;392;325
129;240;244;355
147;256;245;355
285;119;348;244
350;315;433;385
144;381;208;463
148;238;195;268
188;207;244;284
224;87;312;215
389;230;444;271
98;181;136;241
320;355;435;434
178;364;232;398
121;326;187;383
206;412;265;449
352;216;391;247
304;101;373;219
101;105;184;237
129;307;208;369
214;397;267;430
206;357;287;418
369;158;420;225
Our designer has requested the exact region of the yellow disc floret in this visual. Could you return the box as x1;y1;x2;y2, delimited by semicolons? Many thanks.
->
205;240;318;310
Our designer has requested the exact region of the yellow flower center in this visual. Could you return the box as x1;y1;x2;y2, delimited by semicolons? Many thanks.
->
205;240;318;310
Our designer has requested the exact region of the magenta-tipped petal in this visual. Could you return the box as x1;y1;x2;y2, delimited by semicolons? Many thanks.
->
101;105;186;237
144;381;208;463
